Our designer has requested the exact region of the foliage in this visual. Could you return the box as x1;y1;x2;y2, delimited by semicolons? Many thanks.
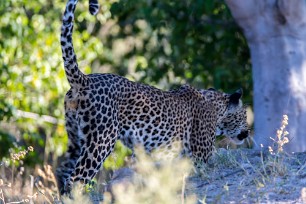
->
107;0;251;94
0;0;108;166
0;0;251;169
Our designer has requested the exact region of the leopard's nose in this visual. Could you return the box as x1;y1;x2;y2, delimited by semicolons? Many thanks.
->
237;130;249;140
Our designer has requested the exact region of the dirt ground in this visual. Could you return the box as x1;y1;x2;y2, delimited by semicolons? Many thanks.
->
106;149;306;204
186;149;306;203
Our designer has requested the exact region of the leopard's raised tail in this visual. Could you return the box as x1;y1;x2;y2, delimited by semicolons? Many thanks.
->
60;0;99;88
57;0;99;195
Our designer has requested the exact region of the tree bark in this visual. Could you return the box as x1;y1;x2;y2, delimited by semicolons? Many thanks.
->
225;0;306;152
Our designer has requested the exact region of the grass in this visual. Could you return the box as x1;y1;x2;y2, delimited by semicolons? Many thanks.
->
211;115;290;176
0;145;195;204
0;146;60;204
189;115;305;203
103;148;196;204
1;114;305;203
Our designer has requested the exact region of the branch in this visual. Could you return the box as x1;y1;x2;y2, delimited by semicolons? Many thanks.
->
15;110;64;125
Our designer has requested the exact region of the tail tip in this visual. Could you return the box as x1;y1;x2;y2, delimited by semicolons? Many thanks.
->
89;1;100;15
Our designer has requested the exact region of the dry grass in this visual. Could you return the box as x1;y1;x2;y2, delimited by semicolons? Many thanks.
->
1;114;305;203
1;145;196;204
0;146;60;204
207;115;291;177
104;148;196;204
61;147;196;204
187;115;305;203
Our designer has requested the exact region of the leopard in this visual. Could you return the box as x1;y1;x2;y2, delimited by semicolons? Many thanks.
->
56;0;249;195
200;88;249;145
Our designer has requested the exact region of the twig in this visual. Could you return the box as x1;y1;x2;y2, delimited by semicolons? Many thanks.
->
34;181;53;204
297;162;306;175
30;176;34;204
11;163;15;187
181;173;188;204
221;169;246;178
260;146;267;176
15;110;64;125
0;189;6;204
7;201;27;204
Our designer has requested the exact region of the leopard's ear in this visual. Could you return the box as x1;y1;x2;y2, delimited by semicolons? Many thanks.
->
207;87;216;91
229;88;243;105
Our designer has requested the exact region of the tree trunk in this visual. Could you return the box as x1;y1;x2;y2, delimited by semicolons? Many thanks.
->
225;0;306;152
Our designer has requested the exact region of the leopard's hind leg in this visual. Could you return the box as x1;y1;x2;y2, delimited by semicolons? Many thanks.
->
56;90;83;195
64;97;119;194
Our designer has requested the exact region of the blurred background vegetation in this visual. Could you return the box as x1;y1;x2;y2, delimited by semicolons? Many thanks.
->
0;0;251;171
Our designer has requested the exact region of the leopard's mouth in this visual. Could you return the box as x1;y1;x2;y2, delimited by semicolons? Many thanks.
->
222;130;248;145
229;130;249;145
237;130;249;140
216;129;249;145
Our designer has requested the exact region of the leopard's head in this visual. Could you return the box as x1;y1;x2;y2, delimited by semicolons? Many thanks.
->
216;105;249;145
201;88;249;144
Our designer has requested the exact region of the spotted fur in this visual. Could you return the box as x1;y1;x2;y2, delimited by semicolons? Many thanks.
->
200;89;249;144
56;0;249;195
216;105;249;144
